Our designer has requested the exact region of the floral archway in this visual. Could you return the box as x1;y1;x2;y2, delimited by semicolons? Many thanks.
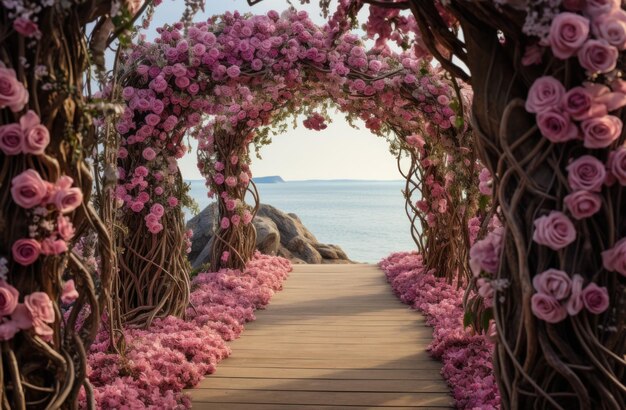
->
112;9;485;324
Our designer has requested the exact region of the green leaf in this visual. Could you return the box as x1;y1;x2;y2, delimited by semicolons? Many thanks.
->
481;308;494;331
463;311;474;328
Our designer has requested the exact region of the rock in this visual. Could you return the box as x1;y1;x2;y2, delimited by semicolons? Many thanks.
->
187;203;352;267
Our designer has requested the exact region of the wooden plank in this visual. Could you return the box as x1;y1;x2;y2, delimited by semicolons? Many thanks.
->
196;378;450;393
192;405;452;410
210;367;444;380
215;357;443;370
189;389;454;407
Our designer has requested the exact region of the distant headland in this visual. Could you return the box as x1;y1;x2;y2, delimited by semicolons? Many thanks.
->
253;175;285;183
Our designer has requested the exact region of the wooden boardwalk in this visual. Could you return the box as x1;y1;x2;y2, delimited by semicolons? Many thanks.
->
189;264;453;409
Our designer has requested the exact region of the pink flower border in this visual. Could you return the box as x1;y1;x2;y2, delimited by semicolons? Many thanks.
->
380;252;500;409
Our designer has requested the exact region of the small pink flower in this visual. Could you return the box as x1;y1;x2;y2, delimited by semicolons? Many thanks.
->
11;169;48;209
13;17;40;38
148;222;163;234
225;176;237;187
56;216;75;241
155;186;164;195
214;162;225;172
531;293;567;323
532;211;576;250
561;86;606;121
602;237;626;276
167;197;178;207
476;278;494;307
526;76;566;114
591;11;626;50
12;239;41;266
142;147;157;161
242;210;253;225
214;173;225;185
581;283;609;314
220;217;230;229
0;124;23;155
585;0;620;17
40;237;68;256
469;228;504;277
532;269;572;300
566;155;606;192
0;281;19;316
548;12;590;59
226;65;240;78
580;115;622;148
0;67;29;112
537;109;578;143
130;201;144;212
61;280;79;304
231;214;241;226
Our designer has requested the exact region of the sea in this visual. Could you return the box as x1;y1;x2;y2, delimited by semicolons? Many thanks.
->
184;180;418;263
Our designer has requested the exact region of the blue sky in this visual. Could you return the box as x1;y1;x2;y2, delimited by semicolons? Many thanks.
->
150;0;406;181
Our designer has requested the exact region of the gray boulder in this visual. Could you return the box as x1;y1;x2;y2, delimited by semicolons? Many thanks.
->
186;203;352;268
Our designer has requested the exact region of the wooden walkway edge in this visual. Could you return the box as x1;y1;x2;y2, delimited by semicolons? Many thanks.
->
189;264;453;409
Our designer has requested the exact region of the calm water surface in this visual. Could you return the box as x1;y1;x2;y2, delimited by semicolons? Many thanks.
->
185;180;417;263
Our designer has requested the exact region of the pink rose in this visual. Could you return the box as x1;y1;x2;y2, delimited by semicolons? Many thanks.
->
0;281;19;316
167;196;178;207
220;251;230;262
40;237;68;256
607;147;626;185
53;187;83;214
580;115;622;148
469;227;504;276
548;13;590;59
561;87;606;120
537;109;578;143
130;201;144;212
226;65;240;78
231;214;241;226
577;39;618;74
581;283;609;314
225;176;238;187
220;217;230;229
150;203;164;217
147;222;163;234
602;237;626;276
532;211;576;250
11;169;48;208
56;216;75;241
61;280;79;304
531;293;567;323
566;155;606;192
12;238;41;266
155;186;164;195
564;191;602;219
532;269;572;300
24;292;54;323
13;17;40;38
242;210;253;225
142;147;157;161
19;110;49;155
566;274;585;315
526;76;565;114
0;124;23;155
0;321;19;341
214;173;225;185
591;11;626;50
0;67;29;112
24;292;54;341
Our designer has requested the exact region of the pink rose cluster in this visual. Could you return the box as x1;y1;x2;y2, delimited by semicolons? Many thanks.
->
0;67;28;112
380;252;500;409
0;110;50;156
0;278;74;342
302;113;328;130
469;227;505;308
10;171;81;265
531;268;609;323
86;253;291;408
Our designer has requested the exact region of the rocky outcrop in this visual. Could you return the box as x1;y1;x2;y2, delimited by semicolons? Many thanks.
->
187;203;352;269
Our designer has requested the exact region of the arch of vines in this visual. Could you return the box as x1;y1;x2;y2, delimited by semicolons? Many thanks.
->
112;9;485;326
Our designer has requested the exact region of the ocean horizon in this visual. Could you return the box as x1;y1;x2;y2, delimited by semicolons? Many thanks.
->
184;179;418;263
